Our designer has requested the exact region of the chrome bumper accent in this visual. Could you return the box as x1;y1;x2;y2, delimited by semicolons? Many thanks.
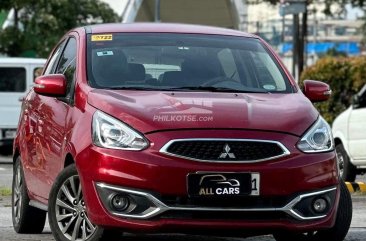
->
96;183;336;221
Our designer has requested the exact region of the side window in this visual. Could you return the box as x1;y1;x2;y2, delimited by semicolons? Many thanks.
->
359;97;366;108
63;59;76;98
33;67;43;82
0;67;26;92
217;49;239;81
43;40;65;75
357;85;366;108
55;38;77;99
55;38;77;74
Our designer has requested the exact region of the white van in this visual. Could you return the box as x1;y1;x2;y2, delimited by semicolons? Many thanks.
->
0;58;46;151
333;84;366;181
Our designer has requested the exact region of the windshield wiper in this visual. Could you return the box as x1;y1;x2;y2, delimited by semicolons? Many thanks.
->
106;86;161;91
165;86;270;93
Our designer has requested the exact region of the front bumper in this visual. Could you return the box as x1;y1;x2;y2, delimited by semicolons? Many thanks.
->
96;182;337;220
76;129;340;232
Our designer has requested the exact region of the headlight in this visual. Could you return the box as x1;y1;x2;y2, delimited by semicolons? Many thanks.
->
297;117;334;153
92;111;149;150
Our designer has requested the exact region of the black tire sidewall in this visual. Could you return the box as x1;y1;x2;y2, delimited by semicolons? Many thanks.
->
336;143;356;182
12;157;25;232
12;156;46;233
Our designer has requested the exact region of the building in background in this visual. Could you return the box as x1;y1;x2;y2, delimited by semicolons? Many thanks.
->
116;0;247;30
246;1;364;71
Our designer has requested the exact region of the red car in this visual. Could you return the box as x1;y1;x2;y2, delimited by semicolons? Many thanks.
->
12;23;352;241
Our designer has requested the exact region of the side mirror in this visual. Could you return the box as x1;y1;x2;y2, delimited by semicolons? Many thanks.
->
352;94;360;109
303;80;332;103
34;74;67;97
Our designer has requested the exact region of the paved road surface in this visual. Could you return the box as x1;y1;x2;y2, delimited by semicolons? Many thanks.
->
0;154;365;241
0;155;12;189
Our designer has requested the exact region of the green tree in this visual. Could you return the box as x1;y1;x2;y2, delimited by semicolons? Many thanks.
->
0;0;119;57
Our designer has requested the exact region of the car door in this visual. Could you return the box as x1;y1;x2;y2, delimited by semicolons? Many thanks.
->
23;40;66;199
348;87;366;162
35;36;78;199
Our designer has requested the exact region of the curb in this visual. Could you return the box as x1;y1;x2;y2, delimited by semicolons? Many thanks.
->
345;182;366;193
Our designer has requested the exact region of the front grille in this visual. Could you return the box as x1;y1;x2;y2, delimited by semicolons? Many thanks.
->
161;195;290;209
161;139;289;162
160;210;290;221
158;195;294;221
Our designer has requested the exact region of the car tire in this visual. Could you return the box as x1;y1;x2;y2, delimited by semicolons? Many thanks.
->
272;181;352;241
12;156;47;234
48;164;122;241
336;143;357;182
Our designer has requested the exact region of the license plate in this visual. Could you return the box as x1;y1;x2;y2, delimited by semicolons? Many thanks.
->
4;129;16;139
187;172;260;197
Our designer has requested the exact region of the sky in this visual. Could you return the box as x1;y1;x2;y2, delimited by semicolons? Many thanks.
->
346;4;364;20
101;0;128;15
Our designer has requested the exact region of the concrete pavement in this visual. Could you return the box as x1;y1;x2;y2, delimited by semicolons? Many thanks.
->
0;163;12;189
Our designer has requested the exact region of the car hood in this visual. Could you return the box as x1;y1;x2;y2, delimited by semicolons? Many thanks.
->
87;90;318;136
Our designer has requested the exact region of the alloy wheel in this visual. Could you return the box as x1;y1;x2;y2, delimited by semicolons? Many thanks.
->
55;175;96;241
336;149;345;178
13;164;23;224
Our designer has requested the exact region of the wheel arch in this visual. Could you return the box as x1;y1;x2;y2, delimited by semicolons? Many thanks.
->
333;131;352;160
333;131;346;145
64;153;75;168
13;147;20;168
63;139;77;168
334;137;342;146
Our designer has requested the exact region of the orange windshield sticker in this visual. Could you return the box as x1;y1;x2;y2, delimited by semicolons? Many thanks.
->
91;34;113;41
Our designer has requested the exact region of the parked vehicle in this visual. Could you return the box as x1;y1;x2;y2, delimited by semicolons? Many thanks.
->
0;58;45;153
12;23;352;241
333;84;366;181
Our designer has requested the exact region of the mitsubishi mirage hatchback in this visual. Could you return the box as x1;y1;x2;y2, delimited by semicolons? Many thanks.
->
12;23;352;241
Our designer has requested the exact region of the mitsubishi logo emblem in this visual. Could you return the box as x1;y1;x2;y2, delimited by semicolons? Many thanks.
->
219;144;236;159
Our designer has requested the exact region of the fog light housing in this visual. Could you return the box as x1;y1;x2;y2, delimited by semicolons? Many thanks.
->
96;183;165;219
313;198;328;213
110;194;130;212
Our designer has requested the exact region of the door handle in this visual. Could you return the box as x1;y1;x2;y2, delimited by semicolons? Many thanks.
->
18;96;25;102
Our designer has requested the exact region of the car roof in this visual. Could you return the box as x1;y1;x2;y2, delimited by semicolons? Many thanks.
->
0;57;46;64
83;23;257;38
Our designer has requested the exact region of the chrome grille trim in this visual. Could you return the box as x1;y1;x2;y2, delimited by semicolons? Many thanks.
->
159;138;291;163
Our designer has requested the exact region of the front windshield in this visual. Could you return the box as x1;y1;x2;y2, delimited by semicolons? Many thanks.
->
87;33;293;93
